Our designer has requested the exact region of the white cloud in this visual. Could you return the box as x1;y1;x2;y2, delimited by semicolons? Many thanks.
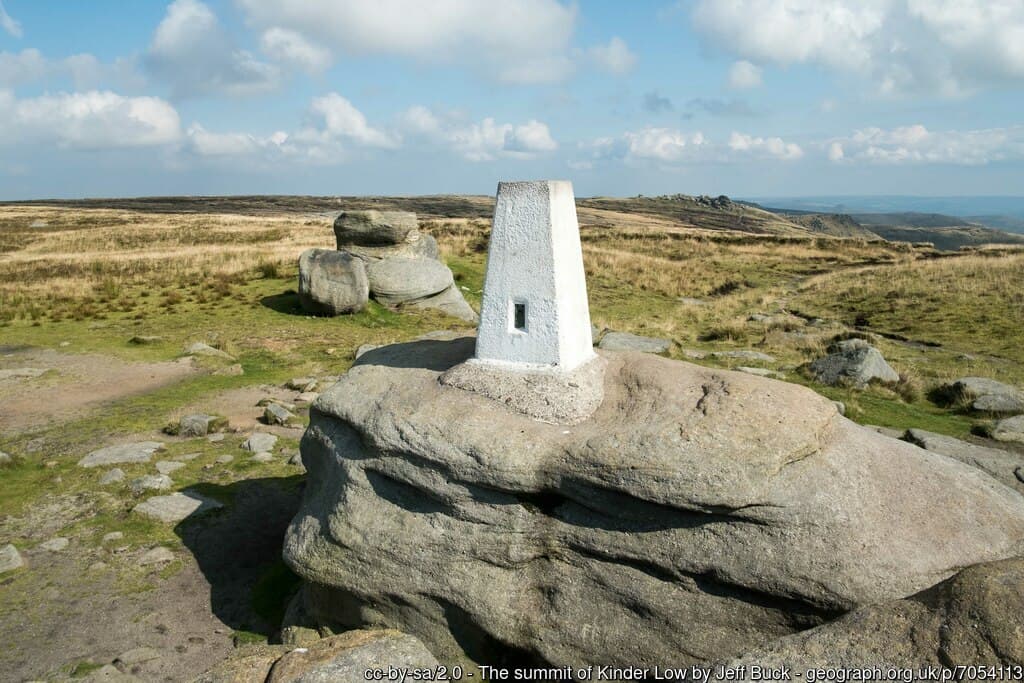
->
0;90;181;148
260;27;331;73
728;132;803;160
147;0;279;98
307;93;399;149
186;123;288;156
691;0;1024;96
0;49;145;90
827;124;1024;165
588;37;637;75
0;0;21;38
625;128;708;162
236;0;577;84
0;49;47;86
728;60;762;88
398;106;558;161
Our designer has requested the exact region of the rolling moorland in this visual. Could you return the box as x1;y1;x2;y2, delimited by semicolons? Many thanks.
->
1;194;1023;680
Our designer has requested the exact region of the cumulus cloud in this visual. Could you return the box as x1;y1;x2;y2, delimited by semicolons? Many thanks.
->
0;49;146;90
147;0;279;98
728;60;762;88
0;89;181;148
827;124;1024;165
691;0;1024;96
728;132;803;160
575;127;802;166
588;36;637;75
186;124;288;157
260;27;331;73
399;106;558;161
236;0;577;84
306;93;399;149
0;0;21;38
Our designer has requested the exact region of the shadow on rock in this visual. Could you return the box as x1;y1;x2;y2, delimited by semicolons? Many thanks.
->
175;476;305;640
353;337;475;372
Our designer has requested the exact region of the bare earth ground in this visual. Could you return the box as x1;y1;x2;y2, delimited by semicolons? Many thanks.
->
0;347;198;435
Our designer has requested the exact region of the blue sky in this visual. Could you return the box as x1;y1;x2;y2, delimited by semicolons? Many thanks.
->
1;0;1023;199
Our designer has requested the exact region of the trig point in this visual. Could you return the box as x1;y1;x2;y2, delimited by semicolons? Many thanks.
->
474;180;595;371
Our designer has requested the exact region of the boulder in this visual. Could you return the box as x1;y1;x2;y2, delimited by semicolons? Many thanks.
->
406;284;478;322
184;342;233;360
156;460;186;475
40;537;69;552
939;377;1024;414
333;210;419;247
129;474;173;495
133;491;224;524
807;339;899;388
346;234;441;263
0;544;25;572
174;413;226;438
242;432;278;453
711;558;1024;675
264;402;299;426
989;415;1024;444
287;377;317;391
366;257;453;306
99;468;125;485
597;331;671;354
903;428;1024;495
137;546;176;566
284;340;1024;668
78;442;164;468
298;249;369;316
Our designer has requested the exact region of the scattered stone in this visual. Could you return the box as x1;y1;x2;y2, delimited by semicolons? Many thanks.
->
78;442;164;468
88;561;108;572
832;401;846;416
0;451;11;465
178;452;201;461
39;537;69;552
266;630;438;682
807;339;899;388
296;391;319;403
298;249;370;316
0;544;25;573
128;335;162;345
207;433;225;443
938;377;1024;413
286;377;316;391
242;432;277;453
172;413;226;438
137;547;176;566
709;350;777;363
212;363;244;377
183;342;233;360
251;452;275;464
99;468;125;485
974;394;1024;414
748;313;771;322
989;415;1024;444
288;452;304;468
598;331;671;354
366;257;453;306
904;428;1024;494
736;366;783;378
258;397;297;411
102;532;124;544
0;367;47;380
133;491;224;524
264;402;299;426
215;455;234;465
129;474;173;495
406;284;479;322
682;349;707;360
114;647;162;666
155;461;186;475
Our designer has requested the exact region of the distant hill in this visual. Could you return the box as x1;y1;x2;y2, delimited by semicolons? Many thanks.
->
866;225;1024;251
769;211;881;239
851;212;973;228
579;194;811;235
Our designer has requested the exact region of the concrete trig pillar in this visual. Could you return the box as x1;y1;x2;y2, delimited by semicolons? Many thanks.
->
474;180;595;372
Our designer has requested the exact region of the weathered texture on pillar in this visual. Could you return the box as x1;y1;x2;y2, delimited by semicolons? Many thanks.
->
474;180;594;371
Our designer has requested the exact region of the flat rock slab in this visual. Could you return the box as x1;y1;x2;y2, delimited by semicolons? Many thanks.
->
598;331;671;353
0;544;25;572
0;367;47;380
129;474;173;495
903;428;1024;495
183;342;234;360
990;415;1024;444
406;284;479;322
285;339;1024;668
366;257;453;306
79;442;164;468
709;350;777;362
133;491;224;524
242;432;278;452
267;630;438;682
39;537;69;552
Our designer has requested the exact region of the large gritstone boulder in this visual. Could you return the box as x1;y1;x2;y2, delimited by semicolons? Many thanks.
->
711;557;1024;676
283;338;1024;669
807;338;899;388
298;249;369;315
334;210;439;262
366;257;453;306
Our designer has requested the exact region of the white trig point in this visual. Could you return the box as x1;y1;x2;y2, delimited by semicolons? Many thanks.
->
474;180;595;372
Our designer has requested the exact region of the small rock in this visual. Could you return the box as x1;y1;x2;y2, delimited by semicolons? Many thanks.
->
79;442;164;468
213;364;244;376
242;432;277;453
137;547;176;566
100;468;125;485
133;492;223;524
102;532;125;543
156;461;186;475
251;452;275;464
178;452;201;461
183;342;233;360
286;377;316;391
257;397;296;411
973;393;1024;415
0;544;25;573
682;349;707;360
114;647;162;666
807;340;898;388
598;332;671;354
215;454;234;465
264;402;298;426
833;401;847;416
710;350;777;363
288;453;304;468
129;335;162;345
296;391;319;403
129;474;173;495
0;451;11;465
736;366;784;378
40;537;69;552
207;433;225;443
174;413;226;438
989;415;1024;444
939;377;1024;413
0;367;47;380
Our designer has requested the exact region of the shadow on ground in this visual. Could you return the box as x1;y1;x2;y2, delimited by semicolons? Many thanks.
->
260;290;306;316
175;475;305;641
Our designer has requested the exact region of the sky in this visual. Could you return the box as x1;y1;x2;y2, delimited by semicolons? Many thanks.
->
1;0;1024;200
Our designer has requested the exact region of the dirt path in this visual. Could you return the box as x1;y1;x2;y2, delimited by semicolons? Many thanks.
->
0;347;198;435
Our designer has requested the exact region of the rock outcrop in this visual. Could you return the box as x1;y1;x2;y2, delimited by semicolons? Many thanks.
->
283;338;1024;668
597;331;671;354
711;557;1024;676
989;415;1024;444
807;338;899;387
298;249;369;316
903;428;1024;495
938;377;1024;414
